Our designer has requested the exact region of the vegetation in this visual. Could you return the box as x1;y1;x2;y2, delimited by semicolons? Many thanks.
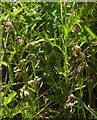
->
1;2;97;119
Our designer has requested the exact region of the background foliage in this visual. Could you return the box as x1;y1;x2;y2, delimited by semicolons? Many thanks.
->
1;2;97;119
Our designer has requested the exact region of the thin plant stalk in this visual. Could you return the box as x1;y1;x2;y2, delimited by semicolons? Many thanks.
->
60;2;68;84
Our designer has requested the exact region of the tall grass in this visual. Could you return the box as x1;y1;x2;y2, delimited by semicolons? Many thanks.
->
1;2;97;119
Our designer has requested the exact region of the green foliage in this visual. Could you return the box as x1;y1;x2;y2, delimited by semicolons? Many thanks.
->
1;2;97;119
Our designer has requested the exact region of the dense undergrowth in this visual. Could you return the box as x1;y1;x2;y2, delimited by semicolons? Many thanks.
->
1;2;97;119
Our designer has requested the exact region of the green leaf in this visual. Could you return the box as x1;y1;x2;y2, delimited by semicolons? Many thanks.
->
70;85;86;93
8;51;16;63
85;26;97;39
0;61;8;67
3;91;17;105
28;87;36;93
13;8;22;16
39;81;43;90
83;102;97;119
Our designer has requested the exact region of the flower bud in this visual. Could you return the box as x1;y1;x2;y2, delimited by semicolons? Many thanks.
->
6;22;13;27
76;66;81;74
67;94;74;102
69;94;74;101
66;100;78;112
28;76;41;85
77;19;83;23
74;45;81;53
14;69;22;73
15;36;23;44
15;36;21;41
24;90;29;96
34;76;41;83
72;28;78;33
28;80;35;85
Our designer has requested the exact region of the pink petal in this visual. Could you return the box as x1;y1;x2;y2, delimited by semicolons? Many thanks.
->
6;22;13;27
28;80;35;85
15;36;21;41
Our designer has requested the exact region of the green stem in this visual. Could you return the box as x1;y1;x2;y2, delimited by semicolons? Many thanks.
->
60;2;68;85
37;90;39;111
32;61;36;79
31;61;39;111
89;92;91;107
